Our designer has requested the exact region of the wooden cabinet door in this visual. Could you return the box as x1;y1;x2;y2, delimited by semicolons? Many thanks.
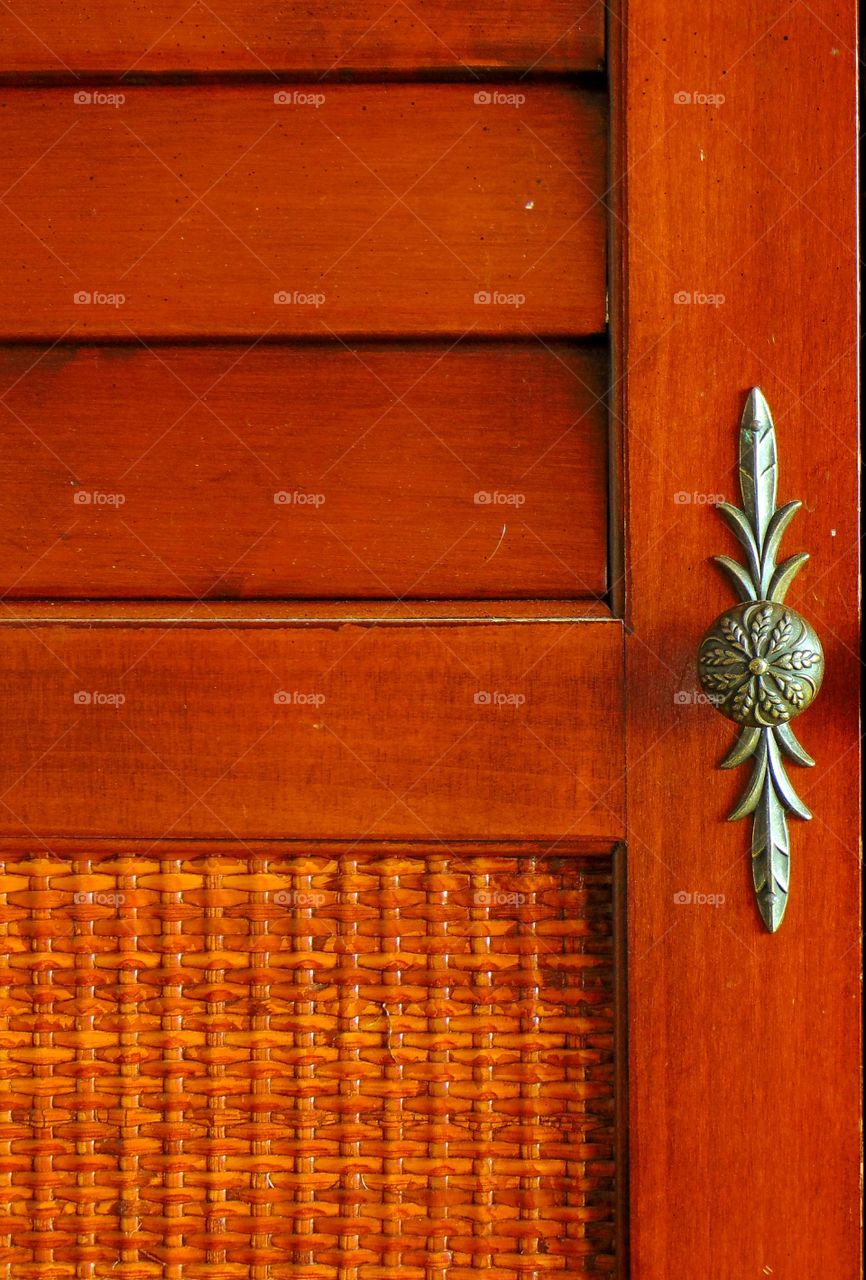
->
0;3;859;1278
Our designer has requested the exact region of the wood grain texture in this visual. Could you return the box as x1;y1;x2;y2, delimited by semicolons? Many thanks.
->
0;619;625;841
0;1;605;76
0;837;618;856
620;1;861;1276
0;342;609;599
0;600;615;624
0;85;607;339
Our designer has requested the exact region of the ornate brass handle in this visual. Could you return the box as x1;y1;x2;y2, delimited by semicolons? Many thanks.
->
697;389;824;932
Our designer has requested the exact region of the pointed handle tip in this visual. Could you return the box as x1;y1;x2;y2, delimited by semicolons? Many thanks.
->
741;386;773;431
758;892;786;932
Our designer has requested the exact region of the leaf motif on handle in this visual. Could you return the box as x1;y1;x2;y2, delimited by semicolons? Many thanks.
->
768;552;810;604
720;726;761;769
751;773;790;933
738;387;777;551
775;722;815;767
760;500;802;596
699;390;823;932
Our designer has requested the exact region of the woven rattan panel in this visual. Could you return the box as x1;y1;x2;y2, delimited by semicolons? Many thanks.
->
0;850;616;1277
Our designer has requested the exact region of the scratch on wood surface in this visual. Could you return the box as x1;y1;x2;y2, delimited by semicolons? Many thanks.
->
484;524;507;563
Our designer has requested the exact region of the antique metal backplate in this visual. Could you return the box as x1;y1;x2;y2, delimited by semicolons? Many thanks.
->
697;389;824;931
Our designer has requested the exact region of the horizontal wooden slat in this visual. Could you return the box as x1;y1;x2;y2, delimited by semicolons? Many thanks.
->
0;342;609;599
0;85;607;338
0;619;624;840
0;601;615;624
0;2;605;76
0;836;618;856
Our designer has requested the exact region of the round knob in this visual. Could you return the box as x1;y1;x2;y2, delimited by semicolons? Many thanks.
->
698;600;823;727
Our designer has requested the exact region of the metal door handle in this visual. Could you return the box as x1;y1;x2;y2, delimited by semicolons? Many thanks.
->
697;389;824;932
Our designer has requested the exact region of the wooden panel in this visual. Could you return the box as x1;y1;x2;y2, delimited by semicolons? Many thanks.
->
0;85;607;339
0;845;617;1275
0;601;615;624
620;2;861;1277
0;343;609;600
0;619;625;840
0;2;606;76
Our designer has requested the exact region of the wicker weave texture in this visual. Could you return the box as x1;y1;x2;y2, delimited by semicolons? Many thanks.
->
0;851;616;1278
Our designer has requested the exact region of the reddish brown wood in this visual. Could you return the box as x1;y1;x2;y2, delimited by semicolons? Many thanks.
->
0;1;858;1273
0;600;615;623
0;617;624;841
0;2;605;76
0;85;607;339
0;342;609;599
0;836;617;857
621;2;861;1276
